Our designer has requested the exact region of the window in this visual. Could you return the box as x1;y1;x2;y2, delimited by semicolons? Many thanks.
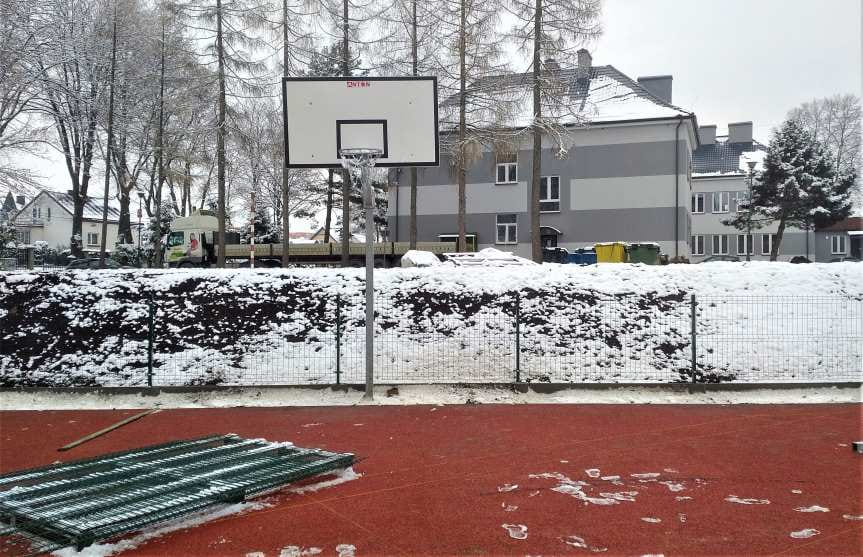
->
691;193;705;214
46;207;51;221
540;176;560;212
31;207;41;220
712;234;729;255
712;192;730;213
495;153;517;184
734;191;748;212
830;234;846;255
691;235;705;256
736;234;754;255
86;232;99;246
761;233;776;255
496;214;517;244
18;229;30;244
166;231;185;247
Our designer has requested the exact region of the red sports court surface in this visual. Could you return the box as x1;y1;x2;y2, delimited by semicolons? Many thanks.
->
1;403;861;556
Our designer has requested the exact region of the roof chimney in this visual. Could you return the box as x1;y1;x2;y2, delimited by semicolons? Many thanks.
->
699;125;717;146
543;58;560;73
637;75;673;104
577;49;592;69
727;121;753;144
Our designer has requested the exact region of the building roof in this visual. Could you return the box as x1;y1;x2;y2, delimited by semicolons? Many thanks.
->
693;136;768;177
817;216;862;232
41;191;122;221
440;65;693;132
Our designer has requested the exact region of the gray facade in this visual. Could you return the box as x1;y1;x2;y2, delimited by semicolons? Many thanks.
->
387;120;697;258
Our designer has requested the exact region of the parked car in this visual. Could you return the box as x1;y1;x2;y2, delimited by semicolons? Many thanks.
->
699;255;740;263
65;258;128;270
789;256;812;264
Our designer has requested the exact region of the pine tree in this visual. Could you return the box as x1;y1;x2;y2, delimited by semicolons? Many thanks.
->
724;118;854;260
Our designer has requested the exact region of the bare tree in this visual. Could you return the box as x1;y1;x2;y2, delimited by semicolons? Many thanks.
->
376;0;439;247
507;0;601;261
789;94;862;211
434;0;513;252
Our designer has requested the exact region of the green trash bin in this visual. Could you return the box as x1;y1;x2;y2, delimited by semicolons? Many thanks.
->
628;243;661;265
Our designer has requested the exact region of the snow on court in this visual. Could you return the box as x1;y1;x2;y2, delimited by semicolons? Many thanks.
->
501;524;528;539
794;505;829;512
1;263;861;387
789;529;820;539
725;495;770;505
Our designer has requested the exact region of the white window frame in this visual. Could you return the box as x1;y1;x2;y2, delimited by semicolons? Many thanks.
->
691;235;705;256
539;176;560;213
495;153;517;185
496;214;518;245
712;234;729;255
86;232;99;246
18;229;30;244
712;191;730;213
761;233;775;255
734;191;748;212
691;193;705;214
736;234;754;255
830;234;846;255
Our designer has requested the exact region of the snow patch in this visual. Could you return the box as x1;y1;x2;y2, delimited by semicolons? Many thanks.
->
641;517;661;523
794;505;829;513
585;468;601;478
335;544;356;557
725;495;770;505
502;524;528;540
279;547;323;557
790;529;819;539
498;483;519;492
287;467;361;495
842;514;863;520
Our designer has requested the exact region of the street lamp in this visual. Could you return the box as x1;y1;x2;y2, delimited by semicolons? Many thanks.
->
137;191;144;267
745;160;756;262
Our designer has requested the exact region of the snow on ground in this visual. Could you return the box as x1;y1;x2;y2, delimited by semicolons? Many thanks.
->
1;263;861;389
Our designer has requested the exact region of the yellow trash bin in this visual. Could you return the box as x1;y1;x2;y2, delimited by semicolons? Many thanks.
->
594;242;628;263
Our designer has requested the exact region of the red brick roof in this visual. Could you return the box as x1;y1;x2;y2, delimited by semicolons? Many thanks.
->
818;217;862;232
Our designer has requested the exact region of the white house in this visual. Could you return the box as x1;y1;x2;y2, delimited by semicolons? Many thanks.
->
13;190;141;252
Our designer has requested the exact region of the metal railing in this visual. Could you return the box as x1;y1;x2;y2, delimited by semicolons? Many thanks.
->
1;289;860;388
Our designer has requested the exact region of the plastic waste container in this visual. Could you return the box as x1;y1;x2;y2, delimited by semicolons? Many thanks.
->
568;248;597;265
628;243;661;265
594;242;627;263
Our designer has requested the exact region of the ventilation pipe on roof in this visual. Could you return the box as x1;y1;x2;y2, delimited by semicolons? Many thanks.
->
727;121;753;143
674;116;684;259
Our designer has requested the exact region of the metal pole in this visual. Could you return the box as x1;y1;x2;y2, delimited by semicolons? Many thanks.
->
335;295;342;385
250;191;256;269
147;295;155;387
690;293;697;383
515;291;521;382
363;165;375;399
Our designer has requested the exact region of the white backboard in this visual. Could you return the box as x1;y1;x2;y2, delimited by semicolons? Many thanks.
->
283;77;439;168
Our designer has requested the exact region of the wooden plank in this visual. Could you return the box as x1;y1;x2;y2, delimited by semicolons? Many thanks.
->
58;410;161;452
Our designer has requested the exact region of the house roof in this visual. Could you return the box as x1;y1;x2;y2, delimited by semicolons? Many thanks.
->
440;65;694;132
817;216;862;232
41;191;122;221
693;136;768;177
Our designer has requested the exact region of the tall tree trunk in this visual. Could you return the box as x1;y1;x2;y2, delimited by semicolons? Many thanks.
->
456;0;466;252
215;0;227;267
408;0;418;249
99;5;118;268
118;195;132;243
339;0;352;266
154;14;167;267
771;216;786;262
281;0;291;266
530;0;542;263
324;168;334;242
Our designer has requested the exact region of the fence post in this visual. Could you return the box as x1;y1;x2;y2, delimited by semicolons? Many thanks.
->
147;295;155;387
335;295;342;385
515;291;521;383
690;293;697;384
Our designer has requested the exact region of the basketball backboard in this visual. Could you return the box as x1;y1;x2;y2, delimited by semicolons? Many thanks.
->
283;76;439;168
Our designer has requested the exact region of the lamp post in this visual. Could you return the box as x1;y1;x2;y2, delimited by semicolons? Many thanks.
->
137;191;144;267
745;160;756;262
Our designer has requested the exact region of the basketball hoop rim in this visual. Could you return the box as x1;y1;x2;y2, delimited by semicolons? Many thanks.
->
339;147;383;159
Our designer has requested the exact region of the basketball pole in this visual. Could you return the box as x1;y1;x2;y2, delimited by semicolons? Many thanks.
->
362;163;374;400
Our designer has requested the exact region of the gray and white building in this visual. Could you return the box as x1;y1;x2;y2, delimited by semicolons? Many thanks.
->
387;50;699;258
690;123;811;261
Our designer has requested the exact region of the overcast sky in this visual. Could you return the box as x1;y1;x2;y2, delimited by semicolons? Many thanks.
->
589;0;862;141
18;0;863;228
